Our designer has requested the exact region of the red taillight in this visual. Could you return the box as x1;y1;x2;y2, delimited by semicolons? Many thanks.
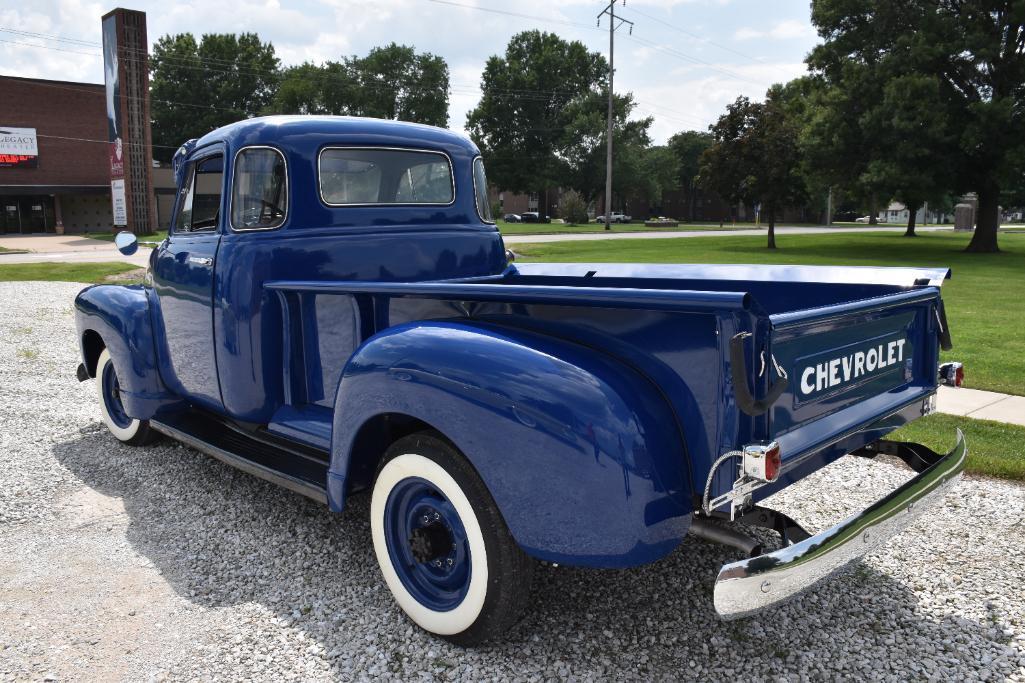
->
742;442;782;483
764;443;781;482
939;362;965;387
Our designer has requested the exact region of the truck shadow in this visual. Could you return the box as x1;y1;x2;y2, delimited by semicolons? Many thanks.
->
53;429;1018;678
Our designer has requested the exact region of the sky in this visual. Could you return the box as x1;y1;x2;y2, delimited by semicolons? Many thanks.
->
0;0;821;144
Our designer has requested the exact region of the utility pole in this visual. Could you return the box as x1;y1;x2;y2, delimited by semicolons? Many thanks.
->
598;1;633;231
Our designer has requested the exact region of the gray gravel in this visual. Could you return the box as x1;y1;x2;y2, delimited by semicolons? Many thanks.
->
1;280;1023;681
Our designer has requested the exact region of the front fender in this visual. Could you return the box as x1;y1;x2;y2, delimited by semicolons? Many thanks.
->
75;284;180;419
330;320;693;568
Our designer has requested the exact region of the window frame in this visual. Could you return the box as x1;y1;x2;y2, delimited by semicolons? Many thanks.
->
471;156;495;224
171;148;225;235
228;145;290;233
317;146;456;208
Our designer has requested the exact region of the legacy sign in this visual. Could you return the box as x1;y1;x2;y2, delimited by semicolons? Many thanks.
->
0;127;38;168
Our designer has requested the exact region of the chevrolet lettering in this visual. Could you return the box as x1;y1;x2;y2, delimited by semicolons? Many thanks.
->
73;116;966;644
799;337;908;396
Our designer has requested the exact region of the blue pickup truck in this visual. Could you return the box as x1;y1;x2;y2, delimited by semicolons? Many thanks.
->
75;116;965;644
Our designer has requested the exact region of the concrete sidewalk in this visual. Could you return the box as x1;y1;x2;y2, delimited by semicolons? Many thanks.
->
0;234;151;267
936;385;1025;426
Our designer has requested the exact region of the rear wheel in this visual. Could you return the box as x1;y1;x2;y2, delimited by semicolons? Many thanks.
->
95;348;159;446
370;433;534;645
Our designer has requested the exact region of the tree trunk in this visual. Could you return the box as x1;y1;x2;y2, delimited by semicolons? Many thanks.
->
767;206;777;249
869;194;879;225
904;202;919;237
965;183;1001;252
688;181;697;222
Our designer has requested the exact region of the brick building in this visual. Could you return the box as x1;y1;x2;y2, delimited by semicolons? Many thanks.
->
0;74;174;234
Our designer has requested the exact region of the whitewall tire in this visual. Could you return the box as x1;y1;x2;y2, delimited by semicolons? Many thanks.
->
370;433;534;645
95;348;159;446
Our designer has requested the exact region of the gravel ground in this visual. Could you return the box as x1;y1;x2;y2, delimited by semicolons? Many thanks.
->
1;280;1024;681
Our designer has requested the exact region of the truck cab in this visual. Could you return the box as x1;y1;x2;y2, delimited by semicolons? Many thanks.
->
76;116;965;644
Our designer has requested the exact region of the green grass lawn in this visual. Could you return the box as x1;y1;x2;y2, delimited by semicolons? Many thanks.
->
890;413;1025;481
515;231;1025;396
0;261;140;284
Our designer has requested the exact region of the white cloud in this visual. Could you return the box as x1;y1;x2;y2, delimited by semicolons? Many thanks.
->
629;60;809;143
734;19;814;41
0;0;814;145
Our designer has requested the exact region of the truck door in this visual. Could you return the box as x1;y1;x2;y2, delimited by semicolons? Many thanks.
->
151;149;224;412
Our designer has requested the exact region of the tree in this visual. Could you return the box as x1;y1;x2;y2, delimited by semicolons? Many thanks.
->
465;31;607;214
150;33;279;162
801;64;891;225
700;90;807;249
636;146;680;213
862;74;955;236
809;0;1025;252
667;131;712;221
270;44;449;126
559;90;652;207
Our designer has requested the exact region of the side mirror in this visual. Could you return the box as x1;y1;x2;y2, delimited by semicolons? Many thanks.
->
114;231;138;256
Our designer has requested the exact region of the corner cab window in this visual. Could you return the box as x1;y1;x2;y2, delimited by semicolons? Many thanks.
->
175;154;223;233
231;147;287;230
319;148;453;206
472;157;493;223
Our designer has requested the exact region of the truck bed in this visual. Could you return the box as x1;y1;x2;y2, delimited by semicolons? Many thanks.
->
263;261;950;510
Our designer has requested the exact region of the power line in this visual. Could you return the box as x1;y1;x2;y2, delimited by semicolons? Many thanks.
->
617;5;766;65
5;34;711;130
0;26;101;47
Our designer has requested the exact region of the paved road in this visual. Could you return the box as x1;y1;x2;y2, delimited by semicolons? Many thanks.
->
0;226;962;265
502;225;951;244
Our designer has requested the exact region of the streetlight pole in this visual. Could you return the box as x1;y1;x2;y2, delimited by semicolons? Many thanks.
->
598;1;632;231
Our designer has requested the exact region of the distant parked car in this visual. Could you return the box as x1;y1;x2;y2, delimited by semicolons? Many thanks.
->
596;212;632;224
520;211;541;223
855;216;873;224
503;213;522;223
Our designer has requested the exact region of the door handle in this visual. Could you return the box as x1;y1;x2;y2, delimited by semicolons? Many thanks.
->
188;256;213;267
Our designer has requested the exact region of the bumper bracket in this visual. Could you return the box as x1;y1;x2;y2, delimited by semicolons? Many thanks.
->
713;429;966;620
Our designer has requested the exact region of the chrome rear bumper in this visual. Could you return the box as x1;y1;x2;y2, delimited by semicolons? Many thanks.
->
714;429;966;619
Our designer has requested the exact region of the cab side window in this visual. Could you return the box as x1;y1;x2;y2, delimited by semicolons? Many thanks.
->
174;154;224;233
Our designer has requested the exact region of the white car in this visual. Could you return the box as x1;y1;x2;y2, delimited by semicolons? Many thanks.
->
855;216;873;224
597;212;632;224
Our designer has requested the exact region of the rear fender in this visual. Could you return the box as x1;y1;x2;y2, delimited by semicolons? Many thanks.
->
74;284;181;418
330;320;693;568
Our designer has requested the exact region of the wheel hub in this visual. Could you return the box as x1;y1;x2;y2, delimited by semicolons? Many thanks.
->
408;521;453;564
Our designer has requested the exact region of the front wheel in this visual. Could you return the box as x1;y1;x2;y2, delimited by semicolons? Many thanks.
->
95;348;159;446
370;433;534;645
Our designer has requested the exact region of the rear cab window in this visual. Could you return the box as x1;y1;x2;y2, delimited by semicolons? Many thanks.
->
318;148;454;206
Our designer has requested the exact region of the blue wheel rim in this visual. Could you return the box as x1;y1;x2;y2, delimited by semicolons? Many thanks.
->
101;359;132;429
383;476;471;612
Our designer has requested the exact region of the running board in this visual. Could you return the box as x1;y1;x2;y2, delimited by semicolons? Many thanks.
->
150;412;329;504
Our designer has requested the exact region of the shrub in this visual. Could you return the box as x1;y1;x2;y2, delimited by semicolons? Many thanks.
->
559;191;589;225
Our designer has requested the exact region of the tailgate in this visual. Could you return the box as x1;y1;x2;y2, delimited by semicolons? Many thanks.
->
767;287;943;443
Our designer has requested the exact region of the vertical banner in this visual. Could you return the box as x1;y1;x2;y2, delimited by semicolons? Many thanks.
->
102;14;126;227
